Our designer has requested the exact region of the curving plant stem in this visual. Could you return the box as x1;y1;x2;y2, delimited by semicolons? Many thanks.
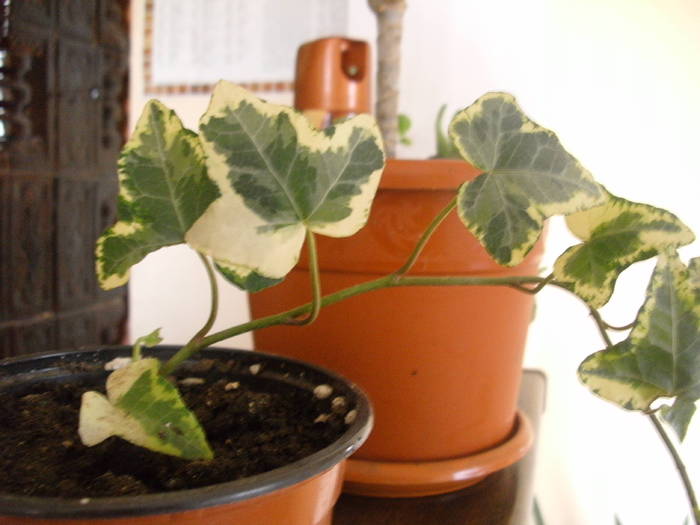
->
160;252;219;376
286;230;323;326
368;0;406;158
393;196;457;277
649;413;700;525
589;308;699;524
191;252;220;341
159;272;549;375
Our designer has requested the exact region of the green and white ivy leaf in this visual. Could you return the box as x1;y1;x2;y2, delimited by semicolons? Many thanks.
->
579;253;700;429
132;327;163;360
578;339;668;410
554;193;695;308
96;100;220;290
660;397;697;442
449;92;606;265
79;358;213;460
215;261;283;293
689;257;700;287
186;81;385;283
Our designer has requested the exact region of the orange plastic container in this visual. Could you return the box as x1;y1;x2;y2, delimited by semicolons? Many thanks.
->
0;347;373;523
250;159;545;495
0;468;342;525
294;37;370;127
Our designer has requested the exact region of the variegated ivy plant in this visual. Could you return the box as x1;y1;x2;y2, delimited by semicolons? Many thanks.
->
80;81;697;520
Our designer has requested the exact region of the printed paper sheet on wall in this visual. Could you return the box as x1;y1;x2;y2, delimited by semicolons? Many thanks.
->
145;0;349;94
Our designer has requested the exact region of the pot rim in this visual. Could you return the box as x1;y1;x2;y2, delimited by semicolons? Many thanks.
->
0;346;373;519
380;158;481;190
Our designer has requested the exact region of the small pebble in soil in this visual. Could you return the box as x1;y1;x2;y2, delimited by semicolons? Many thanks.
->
314;413;331;423
249;364;262;375
345;409;358;425
104;357;132;371
331;396;347;413
0;369;352;498
313;384;333;399
179;377;205;386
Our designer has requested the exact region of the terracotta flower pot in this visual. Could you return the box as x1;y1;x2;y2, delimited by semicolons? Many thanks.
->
249;158;544;496
0;347;372;524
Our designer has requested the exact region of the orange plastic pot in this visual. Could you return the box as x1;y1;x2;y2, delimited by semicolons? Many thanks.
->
249;159;545;495
0;347;373;524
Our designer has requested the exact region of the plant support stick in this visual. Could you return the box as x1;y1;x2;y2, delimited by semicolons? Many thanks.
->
368;0;406;157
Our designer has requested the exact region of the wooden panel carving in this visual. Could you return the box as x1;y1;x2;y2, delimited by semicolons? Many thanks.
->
0;0;129;358
0;176;54;321
56;179;98;310
1;320;56;359
6;0;52;27
57;42;99;173
95;297;129;345
98;1;128;166
58;0;97;40
57;309;97;351
0;32;52;170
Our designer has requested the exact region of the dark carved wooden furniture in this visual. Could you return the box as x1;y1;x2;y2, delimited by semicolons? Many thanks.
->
334;370;546;525
0;0;130;358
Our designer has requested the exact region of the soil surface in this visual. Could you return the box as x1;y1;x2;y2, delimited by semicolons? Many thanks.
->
0;359;350;498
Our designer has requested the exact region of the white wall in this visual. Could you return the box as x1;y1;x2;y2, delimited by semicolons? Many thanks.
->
128;1;699;524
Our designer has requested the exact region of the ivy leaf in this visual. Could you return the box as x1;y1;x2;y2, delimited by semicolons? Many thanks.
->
96;100;220;290
186;81;385;285
578;339;668;410
660;397;697;442
433;104;461;159
79;358;213;460
132;327;163;360
398;113;412;146
215;261;283;293
449;92;606;265
579;253;700;439
689;257;700;287
554;193;695;308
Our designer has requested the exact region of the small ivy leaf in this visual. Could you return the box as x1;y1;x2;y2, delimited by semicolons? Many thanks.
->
554;192;695;308
96;100;220;290
689;257;700;287
132;328;163;360
398;113;412;146
215;261;283;293
79;358;213;460
433;104;461;159
578;339;668;410
579;253;700;419
660;397;697;442
186;81;385;280
449;92;606;266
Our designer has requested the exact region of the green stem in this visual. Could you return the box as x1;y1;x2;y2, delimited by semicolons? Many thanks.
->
509;273;555;295
161;252;219;376
601;320;635;332
160;273;549;374
207;274;546;351
132;341;143;361
192;252;219;341
649;413;700;525
394;196;457;276
286;230;322;326
588;307;614;347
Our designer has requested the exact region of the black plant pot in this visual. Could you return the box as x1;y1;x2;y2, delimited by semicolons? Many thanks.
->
0;346;373;525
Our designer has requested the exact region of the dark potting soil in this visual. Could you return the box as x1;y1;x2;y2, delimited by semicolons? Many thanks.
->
0;359;350;498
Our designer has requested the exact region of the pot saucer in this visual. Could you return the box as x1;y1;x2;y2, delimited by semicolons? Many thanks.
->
342;410;533;498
